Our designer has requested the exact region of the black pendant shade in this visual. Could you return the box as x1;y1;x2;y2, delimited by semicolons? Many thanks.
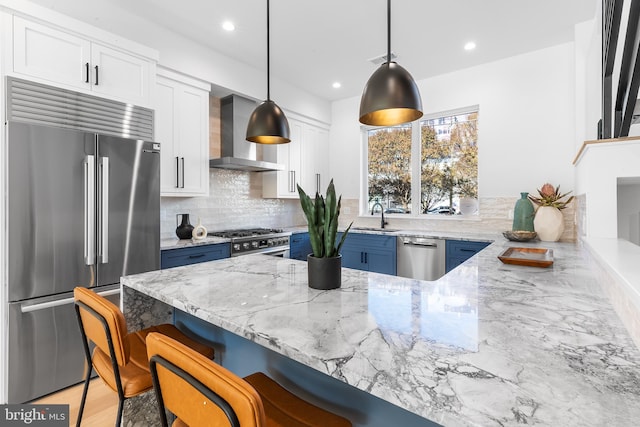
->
359;0;423;126
246;99;290;144
359;61;423;126
246;0;290;144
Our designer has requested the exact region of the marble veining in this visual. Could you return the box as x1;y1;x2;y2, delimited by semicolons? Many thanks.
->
121;240;640;426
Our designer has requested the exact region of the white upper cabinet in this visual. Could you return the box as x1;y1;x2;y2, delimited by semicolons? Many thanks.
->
11;16;155;107
302;125;329;194
262;117;329;199
262;118;303;199
13;16;90;91
156;68;210;197
89;42;151;106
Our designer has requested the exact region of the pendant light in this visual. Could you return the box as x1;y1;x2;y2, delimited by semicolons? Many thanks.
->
246;0;290;144
359;0;423;126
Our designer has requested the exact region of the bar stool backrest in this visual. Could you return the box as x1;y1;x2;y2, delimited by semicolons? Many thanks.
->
74;287;130;366
146;332;266;427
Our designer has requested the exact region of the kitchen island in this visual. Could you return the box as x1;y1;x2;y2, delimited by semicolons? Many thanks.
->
121;239;640;426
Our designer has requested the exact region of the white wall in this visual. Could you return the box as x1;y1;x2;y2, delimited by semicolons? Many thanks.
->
618;181;640;245
575;140;640;238
330;43;577;202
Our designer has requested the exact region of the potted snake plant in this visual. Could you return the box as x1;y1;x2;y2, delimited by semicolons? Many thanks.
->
297;179;352;289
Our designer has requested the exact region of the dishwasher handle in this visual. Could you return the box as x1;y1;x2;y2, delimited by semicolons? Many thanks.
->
401;239;438;248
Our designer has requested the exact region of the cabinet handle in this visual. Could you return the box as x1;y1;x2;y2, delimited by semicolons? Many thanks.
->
181;157;185;188
289;171;295;193
365;252;368;264
460;248;476;252
175;157;180;188
188;254;205;259
94;65;99;85
85;62;89;83
316;173;321;193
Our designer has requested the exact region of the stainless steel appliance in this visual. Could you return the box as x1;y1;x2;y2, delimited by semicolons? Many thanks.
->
5;78;160;403
207;228;291;257
396;236;445;281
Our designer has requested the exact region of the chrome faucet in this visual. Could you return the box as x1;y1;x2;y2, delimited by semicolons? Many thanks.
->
371;201;387;229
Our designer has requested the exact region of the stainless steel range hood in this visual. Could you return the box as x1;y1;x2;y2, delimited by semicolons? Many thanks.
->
210;94;284;172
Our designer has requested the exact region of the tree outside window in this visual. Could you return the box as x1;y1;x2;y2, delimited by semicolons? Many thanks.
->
366;108;478;216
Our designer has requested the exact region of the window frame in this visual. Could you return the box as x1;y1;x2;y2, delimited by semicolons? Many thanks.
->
361;104;479;218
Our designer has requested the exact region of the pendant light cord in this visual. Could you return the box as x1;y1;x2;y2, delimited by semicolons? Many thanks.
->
387;0;391;64
267;0;271;101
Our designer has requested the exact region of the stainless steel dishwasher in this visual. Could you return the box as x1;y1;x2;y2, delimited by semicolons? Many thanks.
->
396;236;445;280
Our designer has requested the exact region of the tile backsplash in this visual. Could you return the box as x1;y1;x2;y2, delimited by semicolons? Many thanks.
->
161;169;306;238
163;176;577;241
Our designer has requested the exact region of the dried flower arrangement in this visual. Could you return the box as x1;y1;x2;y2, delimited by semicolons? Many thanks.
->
528;183;574;210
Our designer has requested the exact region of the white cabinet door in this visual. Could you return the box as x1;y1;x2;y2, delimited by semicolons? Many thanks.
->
13;16;90;91
157;72;209;197
263;118;303;198
90;43;151;106
156;78;179;192
12;16;154;107
177;86;209;195
302;125;329;194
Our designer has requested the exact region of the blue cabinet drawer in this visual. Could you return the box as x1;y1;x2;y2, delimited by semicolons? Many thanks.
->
161;243;231;269
445;240;490;272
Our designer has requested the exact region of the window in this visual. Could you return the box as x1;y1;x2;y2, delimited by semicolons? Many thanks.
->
365;107;478;216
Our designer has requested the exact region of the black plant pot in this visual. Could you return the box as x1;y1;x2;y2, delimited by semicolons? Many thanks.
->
307;254;342;290
175;213;194;239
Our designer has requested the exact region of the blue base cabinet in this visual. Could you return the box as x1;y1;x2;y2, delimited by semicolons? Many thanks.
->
290;232;312;261
161;243;231;269
339;233;396;275
445;240;490;272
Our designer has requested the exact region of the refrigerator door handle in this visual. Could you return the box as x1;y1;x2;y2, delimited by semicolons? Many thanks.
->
99;156;109;264
84;155;95;265
20;288;120;313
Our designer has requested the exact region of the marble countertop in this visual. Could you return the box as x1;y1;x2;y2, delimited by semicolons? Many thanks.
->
122;239;640;426
160;236;230;250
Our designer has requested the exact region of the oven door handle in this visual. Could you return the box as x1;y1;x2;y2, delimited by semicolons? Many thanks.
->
250;247;289;257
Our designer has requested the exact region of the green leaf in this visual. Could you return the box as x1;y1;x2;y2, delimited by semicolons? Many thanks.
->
298;184;322;257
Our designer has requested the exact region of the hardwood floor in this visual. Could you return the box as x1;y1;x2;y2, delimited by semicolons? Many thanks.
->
32;379;118;426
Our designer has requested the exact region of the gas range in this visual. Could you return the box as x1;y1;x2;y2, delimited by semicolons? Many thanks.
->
207;228;291;257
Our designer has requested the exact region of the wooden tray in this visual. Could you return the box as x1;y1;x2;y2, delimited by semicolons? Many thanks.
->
497;247;554;268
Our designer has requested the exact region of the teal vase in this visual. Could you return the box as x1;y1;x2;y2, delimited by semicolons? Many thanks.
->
512;192;535;231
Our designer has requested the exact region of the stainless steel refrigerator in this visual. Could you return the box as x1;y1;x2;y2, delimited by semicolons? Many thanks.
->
6;116;160;402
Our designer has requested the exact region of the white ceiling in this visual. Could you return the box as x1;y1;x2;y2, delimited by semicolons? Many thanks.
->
26;0;596;102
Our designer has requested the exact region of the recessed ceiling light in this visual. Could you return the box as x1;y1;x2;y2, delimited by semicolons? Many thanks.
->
332;82;341;89
464;42;476;51
222;21;235;32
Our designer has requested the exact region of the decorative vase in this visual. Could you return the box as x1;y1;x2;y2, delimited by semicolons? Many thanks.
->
533;206;564;241
307;254;342;290
512;192;535;232
175;213;194;239
459;197;478;215
191;217;207;240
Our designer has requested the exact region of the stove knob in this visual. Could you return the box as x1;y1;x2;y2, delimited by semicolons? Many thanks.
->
233;243;241;251
252;241;259;249
242;242;250;250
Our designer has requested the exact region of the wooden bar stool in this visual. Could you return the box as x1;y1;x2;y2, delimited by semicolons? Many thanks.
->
146;332;352;427
73;287;214;427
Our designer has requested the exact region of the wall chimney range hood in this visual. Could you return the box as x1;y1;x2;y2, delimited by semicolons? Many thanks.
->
210;94;285;172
